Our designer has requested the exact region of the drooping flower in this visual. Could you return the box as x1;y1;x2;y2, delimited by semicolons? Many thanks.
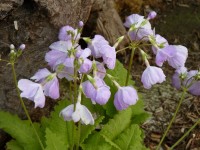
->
100;45;116;69
88;35;109;58
49;41;72;53
60;102;94;125
114;86;138;110
31;68;60;99
141;66;166;89
165;45;188;69
45;50;68;69
77;48;92;73
82;77;111;105
19;44;26;51
58;25;80;41
151;34;169;54
124;14;144;28
172;67;187;89
18;79;45;108
96;61;106;79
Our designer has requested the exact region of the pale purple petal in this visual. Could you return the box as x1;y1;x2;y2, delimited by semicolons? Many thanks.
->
45;50;68;69
96;61;106;79
58;25;80;41
82;80;96;100
124;14;144;28
43;77;59;99
63;57;74;68
129;27;153;41
31;68;51;82
34;86;45;108
101;45;116;69
79;104;94;125
57;67;74;81
49;41;72;53
79;48;91;59
188;81;200;96
60;104;74;121
114;86;138;110
95;86;111;105
88;35;109;58
147;11;157;20
79;58;92;73
141;66;166;89
167;45;188;69
152;34;169;54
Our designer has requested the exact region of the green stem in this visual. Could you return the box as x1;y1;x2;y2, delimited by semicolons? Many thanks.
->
156;88;187;150
125;47;135;86
11;63;45;150
170;118;200;149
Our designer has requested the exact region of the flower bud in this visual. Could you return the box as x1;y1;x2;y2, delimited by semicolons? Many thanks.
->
148;11;157;20
19;44;25;51
78;21;84;27
10;44;15;50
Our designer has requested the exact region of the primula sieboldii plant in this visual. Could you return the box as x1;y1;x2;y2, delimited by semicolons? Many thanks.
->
2;11;200;149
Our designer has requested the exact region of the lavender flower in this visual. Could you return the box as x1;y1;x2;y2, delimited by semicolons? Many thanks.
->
60;102;94;125
141;66;166;89
114;86;138;110
151;34;169;54
49;41;72;53
31;68;60;99
45;50;68;69
124;14;144;28
58;25;80;41
19;44;25;51
172;67;187;89
88;35;109;58
78;21;84;27
101;45;116;69
165;45;188;69
188;81;200;96
18;79;45;108
129;27;153;41
96;61;106;79
82;77;111;105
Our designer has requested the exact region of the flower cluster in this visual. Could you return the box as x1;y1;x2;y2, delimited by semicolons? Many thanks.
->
123;11;189;90
18;21;139;125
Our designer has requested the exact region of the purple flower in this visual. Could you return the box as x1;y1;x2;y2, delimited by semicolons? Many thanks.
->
88;35;109;58
165;45;188;69
82;77;111;105
18;79;45;108
128;21;153;41
96;61;106;79
141;66;166;89
49;41;72;53
188;81;200;96
114;86;138;110
147;11;157;20
155;47;175;67
45;50;68;69
60;102;94;125
124;14;144;28
101;45;116;69
31;68;60;99
151;34;169;54
58;25;80;41
78;21;84;27
172;67;187;89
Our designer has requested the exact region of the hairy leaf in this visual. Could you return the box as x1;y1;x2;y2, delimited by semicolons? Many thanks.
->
6;140;23;150
80;116;104;143
113;124;148;150
0;111;41;150
44;128;66;150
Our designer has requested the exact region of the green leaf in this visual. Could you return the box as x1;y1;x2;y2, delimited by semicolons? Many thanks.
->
41;100;73;148
6;140;23;150
100;108;132;140
80;116;104;143
44;128;66;150
81;132;112;150
0;111;41;150
113;124;148;150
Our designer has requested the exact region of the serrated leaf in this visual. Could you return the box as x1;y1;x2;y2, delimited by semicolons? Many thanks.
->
100;108;132;140
44;128;66;150
0;111;41;150
41;100;73;148
6;140;23;150
80;116;104;143
113;124;147;150
81;132;112;150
